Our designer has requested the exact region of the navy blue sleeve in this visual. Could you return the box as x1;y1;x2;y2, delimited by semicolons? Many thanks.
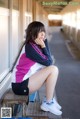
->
44;39;55;64
25;43;53;66
42;39;52;57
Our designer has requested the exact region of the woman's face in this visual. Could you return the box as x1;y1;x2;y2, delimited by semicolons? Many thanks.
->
37;31;46;41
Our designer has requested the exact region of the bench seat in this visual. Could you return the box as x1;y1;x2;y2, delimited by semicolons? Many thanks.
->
1;88;28;117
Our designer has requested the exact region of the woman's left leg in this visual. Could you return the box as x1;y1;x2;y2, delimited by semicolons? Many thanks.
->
28;65;62;115
28;65;58;101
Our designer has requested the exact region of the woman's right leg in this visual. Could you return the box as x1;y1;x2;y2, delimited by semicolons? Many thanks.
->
28;65;59;102
28;65;62;115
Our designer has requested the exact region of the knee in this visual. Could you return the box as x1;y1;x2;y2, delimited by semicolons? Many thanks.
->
49;65;59;74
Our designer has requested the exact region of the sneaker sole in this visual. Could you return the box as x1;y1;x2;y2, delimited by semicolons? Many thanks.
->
41;105;62;116
41;105;49;112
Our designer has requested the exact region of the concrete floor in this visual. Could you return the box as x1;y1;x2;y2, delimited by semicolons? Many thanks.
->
47;27;80;119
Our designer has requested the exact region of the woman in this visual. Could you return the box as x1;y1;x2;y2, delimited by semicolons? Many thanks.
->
12;21;62;116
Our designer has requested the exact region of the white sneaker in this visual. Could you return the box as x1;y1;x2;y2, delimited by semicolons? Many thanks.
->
52;98;62;110
41;102;62;116
42;97;62;110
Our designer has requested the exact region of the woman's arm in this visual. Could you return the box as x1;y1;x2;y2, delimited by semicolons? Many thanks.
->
42;39;52;56
25;43;53;66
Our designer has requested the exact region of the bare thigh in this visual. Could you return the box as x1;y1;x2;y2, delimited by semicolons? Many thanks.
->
28;65;57;94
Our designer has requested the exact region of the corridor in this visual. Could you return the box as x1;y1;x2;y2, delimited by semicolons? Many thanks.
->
49;27;80;119
0;0;80;119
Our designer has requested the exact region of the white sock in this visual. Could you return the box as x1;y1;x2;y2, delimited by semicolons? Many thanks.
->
46;99;54;104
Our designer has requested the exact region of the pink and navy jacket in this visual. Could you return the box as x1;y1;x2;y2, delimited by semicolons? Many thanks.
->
12;39;53;83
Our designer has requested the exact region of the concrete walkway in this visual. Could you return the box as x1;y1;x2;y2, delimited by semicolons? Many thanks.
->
48;27;80;119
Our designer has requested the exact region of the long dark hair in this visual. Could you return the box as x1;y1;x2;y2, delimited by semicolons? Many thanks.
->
25;21;45;43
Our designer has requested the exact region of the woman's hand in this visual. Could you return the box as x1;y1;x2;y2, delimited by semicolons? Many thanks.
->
35;38;46;48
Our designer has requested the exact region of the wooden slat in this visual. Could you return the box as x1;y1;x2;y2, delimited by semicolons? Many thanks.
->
26;102;48;117
26;102;62;119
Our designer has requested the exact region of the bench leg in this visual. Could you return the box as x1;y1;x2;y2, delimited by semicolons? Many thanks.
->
13;104;19;116
22;102;27;117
